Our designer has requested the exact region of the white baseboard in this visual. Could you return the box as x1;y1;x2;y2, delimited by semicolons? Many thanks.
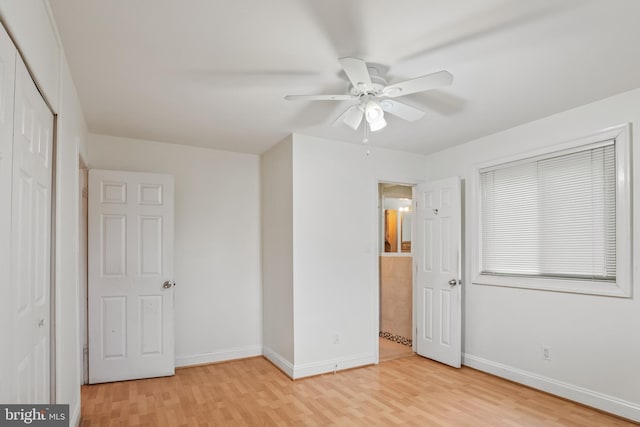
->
293;353;375;379
262;346;295;378
262;348;375;380
463;353;640;423
175;345;262;368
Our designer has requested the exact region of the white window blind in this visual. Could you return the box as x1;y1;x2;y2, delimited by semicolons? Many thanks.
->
480;141;616;282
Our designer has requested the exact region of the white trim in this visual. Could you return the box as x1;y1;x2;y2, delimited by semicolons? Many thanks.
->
263;348;375;381
463;353;640;423
471;123;632;297
472;275;627;297
70;401;81;427
175;345;262;368
262;346;294;378
292;353;375;379
478;139;615;173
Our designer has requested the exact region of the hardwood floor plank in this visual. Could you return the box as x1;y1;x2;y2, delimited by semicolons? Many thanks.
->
81;356;636;426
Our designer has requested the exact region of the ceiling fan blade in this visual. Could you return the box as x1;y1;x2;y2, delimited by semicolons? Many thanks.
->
383;71;453;98
379;99;425;122
285;94;356;101
339;57;373;92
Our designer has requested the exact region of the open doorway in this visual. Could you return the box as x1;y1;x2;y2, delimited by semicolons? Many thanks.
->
378;183;415;362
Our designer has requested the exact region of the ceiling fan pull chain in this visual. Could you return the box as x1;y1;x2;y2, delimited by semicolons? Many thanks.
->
363;120;369;143
363;122;371;156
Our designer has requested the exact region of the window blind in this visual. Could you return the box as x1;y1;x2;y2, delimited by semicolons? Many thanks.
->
480;141;616;281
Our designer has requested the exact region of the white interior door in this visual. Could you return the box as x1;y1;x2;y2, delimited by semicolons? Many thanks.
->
0;22;17;403
415;177;462;368
88;169;175;384
11;56;54;402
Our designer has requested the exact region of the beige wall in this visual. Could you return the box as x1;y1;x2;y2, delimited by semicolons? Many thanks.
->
380;256;412;339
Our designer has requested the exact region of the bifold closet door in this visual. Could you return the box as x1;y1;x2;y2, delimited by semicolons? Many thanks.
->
0;19;17;405
10;52;55;404
0;23;54;404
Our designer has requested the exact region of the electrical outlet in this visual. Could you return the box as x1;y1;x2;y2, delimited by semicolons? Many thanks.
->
333;333;340;344
542;346;551;360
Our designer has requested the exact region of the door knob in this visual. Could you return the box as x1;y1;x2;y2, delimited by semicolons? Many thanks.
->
162;280;175;289
448;279;459;286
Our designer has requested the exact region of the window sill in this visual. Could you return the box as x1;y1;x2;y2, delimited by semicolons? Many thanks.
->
472;273;631;298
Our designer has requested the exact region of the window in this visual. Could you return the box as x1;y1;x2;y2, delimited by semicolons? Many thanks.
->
472;125;631;297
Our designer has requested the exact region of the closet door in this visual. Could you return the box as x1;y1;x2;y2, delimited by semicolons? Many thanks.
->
10;55;54;403
0;22;17;404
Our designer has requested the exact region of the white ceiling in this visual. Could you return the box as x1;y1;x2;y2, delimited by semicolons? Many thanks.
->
50;0;640;155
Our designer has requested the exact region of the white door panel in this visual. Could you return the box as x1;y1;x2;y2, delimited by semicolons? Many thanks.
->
415;177;462;368
0;22;16;403
88;170;174;383
11;56;54;402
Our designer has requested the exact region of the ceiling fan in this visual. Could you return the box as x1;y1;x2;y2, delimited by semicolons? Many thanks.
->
285;57;453;133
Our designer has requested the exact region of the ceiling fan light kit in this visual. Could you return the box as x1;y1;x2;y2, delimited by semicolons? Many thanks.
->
343;105;364;130
368;117;387;132
368;114;387;132
364;99;383;122
285;57;454;147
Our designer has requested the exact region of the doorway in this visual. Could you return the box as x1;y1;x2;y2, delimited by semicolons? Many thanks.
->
378;183;415;362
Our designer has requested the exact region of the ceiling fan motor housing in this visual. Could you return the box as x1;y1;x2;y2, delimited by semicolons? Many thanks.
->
349;75;388;97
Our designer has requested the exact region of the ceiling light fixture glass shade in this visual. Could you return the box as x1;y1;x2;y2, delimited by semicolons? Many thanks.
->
364;100;384;122
343;106;364;130
364;99;387;132
368;116;387;132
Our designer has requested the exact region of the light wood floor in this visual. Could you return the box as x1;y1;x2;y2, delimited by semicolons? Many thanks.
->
379;337;413;362
81;356;636;426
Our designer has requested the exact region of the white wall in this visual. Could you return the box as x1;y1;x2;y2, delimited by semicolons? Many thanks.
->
0;3;88;426
0;0;60;110
289;134;429;377
55;60;87;426
88;134;263;366
261;136;294;374
424;88;640;421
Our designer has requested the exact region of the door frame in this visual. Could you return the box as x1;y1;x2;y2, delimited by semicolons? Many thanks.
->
372;178;419;364
78;156;89;384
